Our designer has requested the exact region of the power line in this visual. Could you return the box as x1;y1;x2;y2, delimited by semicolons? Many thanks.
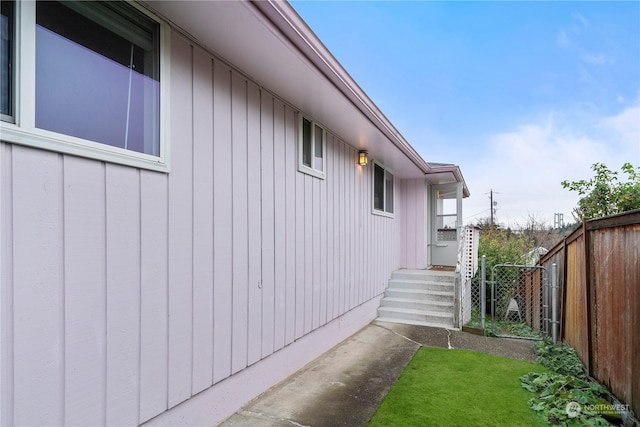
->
463;208;490;221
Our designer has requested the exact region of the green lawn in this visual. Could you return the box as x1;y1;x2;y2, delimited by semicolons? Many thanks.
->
367;347;549;427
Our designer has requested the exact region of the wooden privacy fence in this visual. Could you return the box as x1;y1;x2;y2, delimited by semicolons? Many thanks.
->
520;266;545;334
539;209;640;419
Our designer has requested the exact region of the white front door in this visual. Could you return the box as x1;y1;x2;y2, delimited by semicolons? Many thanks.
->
430;183;462;267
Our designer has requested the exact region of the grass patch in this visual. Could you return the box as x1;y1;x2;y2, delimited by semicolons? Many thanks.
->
367;347;549;427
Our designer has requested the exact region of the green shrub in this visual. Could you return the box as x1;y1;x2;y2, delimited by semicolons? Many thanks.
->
522;338;619;426
534;337;586;379
521;372;611;426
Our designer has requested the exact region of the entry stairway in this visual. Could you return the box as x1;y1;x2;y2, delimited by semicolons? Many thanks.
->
377;269;456;329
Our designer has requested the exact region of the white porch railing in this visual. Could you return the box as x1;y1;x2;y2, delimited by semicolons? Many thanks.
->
455;226;479;326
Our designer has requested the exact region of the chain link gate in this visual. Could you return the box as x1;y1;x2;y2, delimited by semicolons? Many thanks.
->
466;256;559;342
466;264;546;336
487;264;548;338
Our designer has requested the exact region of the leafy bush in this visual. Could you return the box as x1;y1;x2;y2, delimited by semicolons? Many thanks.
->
478;228;534;271
534;337;586;379
522;338;620;426
501;321;544;339
562;162;640;220
521;372;611;426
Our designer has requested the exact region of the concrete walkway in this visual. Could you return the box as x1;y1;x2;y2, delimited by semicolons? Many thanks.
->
218;321;536;427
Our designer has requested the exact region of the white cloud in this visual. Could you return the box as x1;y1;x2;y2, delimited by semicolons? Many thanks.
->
558;11;617;73
557;30;570;47
462;106;639;228
577;66;596;85
556;12;589;49
571;12;590;31
600;103;640;153
581;53;615;65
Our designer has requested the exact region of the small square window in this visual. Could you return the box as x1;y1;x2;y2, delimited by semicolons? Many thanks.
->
373;162;394;216
298;114;325;178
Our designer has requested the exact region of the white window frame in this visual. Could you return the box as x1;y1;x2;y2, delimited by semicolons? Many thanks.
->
0;0;171;172
372;161;395;217
1;1;16;122
297;114;326;179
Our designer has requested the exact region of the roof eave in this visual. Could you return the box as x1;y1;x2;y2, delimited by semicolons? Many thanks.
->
426;164;471;197
244;0;432;174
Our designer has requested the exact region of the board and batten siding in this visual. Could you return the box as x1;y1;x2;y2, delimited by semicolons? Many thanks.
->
399;178;428;270
0;31;409;426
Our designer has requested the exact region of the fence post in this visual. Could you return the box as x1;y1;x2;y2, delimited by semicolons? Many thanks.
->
543;273;549;336
552;262;558;344
480;255;486;330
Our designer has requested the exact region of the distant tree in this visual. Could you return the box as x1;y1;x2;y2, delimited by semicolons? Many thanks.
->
473;217;498;231
515;214;568;250
561;162;640;220
478;228;534;271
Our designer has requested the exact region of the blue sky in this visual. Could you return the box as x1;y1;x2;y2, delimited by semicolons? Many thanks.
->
291;1;640;228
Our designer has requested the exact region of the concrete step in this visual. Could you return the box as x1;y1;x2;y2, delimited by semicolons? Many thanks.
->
391;269;456;283
377;269;459;329
387;278;453;292
384;288;454;303
377;306;454;327
376;317;455;329
380;297;453;313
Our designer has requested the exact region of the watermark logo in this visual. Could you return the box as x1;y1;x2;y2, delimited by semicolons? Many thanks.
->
566;401;581;418
565;401;629;418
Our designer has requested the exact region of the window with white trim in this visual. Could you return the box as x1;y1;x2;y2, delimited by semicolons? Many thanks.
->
1;1;14;121
298;115;325;178
373;162;394;215
0;0;168;171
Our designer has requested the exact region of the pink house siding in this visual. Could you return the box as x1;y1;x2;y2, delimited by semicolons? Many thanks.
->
0;29;409;425
399;178;428;269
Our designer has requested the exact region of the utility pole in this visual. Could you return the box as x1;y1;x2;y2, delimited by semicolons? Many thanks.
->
490;190;494;227
485;189;499;228
489;190;498;228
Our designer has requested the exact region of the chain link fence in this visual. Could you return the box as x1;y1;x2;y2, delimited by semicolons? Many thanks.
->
465;258;559;341
467;273;483;329
489;264;547;338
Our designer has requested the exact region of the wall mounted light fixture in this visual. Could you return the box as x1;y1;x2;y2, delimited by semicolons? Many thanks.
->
358;150;368;166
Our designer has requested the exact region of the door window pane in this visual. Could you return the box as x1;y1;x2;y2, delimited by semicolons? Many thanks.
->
436;189;458;241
